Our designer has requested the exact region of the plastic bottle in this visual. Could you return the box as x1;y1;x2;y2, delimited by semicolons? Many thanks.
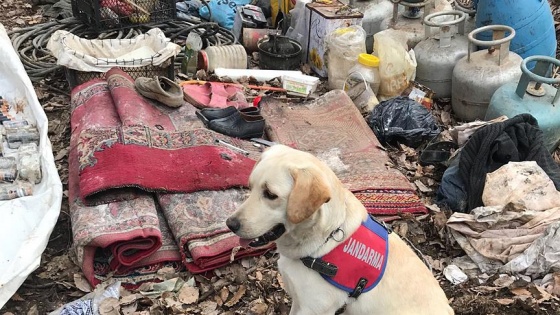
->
0;182;33;200
345;53;381;95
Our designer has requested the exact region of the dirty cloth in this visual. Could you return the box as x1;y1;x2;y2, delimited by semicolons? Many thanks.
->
260;90;426;216
458;114;560;211
449;115;508;147
157;191;275;274
47;28;181;73
436;157;467;212
72;68;256;205
447;161;560;278
68;78;181;287
41;0;72;19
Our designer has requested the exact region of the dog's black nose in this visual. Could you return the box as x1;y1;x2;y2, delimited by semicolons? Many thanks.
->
226;217;240;232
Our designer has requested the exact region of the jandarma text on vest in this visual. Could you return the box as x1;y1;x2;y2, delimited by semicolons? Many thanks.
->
342;237;384;269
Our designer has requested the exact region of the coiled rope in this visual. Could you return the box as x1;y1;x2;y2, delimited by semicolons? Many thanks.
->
8;16;236;82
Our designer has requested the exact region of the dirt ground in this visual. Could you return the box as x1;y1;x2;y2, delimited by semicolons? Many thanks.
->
2;0;560;314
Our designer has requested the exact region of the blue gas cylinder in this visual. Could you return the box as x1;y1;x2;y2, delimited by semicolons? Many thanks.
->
473;0;556;64
486;56;560;152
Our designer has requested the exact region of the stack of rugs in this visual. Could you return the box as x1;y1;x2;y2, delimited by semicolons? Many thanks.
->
69;67;426;287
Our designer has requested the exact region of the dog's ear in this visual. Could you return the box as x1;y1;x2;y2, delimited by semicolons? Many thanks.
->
287;167;331;224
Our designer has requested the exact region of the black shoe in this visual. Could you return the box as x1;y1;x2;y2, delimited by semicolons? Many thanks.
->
196;106;260;125
208;111;265;139
419;141;458;166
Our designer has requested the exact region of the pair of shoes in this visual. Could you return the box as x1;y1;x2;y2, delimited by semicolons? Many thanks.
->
135;76;184;108
196;106;259;125
202;107;265;139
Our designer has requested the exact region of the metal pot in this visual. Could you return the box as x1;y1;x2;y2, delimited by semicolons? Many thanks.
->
258;35;302;70
451;25;522;122
415;10;470;99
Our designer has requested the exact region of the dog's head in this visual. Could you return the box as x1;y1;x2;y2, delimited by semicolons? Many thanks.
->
226;144;332;247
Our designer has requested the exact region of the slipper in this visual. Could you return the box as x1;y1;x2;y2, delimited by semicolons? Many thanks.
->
419;141;458;166
182;82;251;109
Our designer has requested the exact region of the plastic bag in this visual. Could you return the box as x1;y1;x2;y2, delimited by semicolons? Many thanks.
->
199;0;251;29
368;96;440;148
373;29;417;100
285;0;313;62
326;25;366;90
49;281;121;315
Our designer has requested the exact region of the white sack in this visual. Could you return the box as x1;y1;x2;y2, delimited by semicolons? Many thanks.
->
447;161;560;278
482;161;560;211
47;28;181;73
0;23;63;307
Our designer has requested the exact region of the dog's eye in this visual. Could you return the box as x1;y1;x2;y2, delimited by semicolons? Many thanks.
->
263;188;278;200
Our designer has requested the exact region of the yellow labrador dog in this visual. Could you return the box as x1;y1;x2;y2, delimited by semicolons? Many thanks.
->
226;144;453;315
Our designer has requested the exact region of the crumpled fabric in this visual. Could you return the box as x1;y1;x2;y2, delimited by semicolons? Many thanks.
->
449;115;508;147
435;155;468;212
447;161;560;278
458;114;560;212
41;0;73;19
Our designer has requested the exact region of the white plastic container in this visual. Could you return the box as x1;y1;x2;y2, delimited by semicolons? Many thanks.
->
346;53;381;95
282;74;320;96
326;25;367;90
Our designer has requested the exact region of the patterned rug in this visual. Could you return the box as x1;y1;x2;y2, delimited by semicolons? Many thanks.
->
260;90;426;215
69;78;181;287
69;67;270;284
72;68;257;206
157;190;275;274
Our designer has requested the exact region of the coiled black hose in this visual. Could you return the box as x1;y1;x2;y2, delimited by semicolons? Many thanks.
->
8;16;235;82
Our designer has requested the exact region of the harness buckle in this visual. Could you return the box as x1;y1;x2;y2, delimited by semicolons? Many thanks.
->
349;277;368;299
369;213;393;234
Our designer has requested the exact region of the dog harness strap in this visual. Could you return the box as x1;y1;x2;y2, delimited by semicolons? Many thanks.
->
316;216;389;296
300;257;338;277
349;278;368;299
